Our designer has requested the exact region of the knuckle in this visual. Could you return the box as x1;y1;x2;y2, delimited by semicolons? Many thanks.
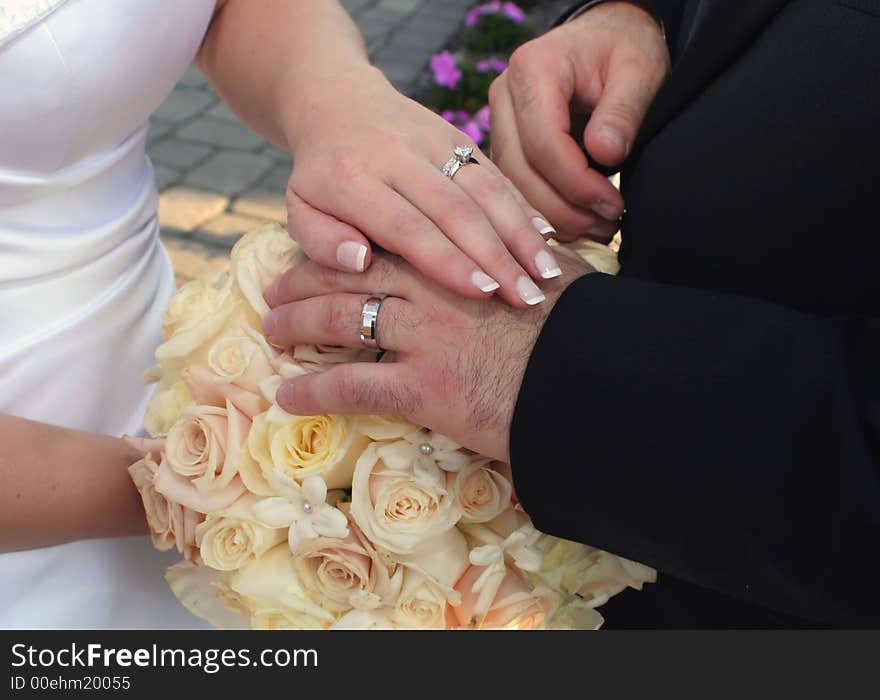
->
329;150;364;185
507;42;539;80
470;172;509;201
316;264;341;290
318;297;346;336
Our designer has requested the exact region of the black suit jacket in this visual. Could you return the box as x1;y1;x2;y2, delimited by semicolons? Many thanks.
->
511;0;880;628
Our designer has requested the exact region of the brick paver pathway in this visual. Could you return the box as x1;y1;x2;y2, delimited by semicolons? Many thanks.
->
153;0;477;284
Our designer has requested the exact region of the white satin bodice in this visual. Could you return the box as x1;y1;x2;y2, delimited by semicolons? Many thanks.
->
0;0;217;628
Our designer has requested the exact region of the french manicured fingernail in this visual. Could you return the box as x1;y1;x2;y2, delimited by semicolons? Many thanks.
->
532;217;556;237
276;382;294;408
535;250;562;279
263;311;279;337
597;125;629;157
337;241;368;272
592;201;623;221
517;276;546;305
472;270;500;293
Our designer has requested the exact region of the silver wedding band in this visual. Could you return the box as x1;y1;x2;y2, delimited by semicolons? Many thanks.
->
441;145;479;180
360;297;383;350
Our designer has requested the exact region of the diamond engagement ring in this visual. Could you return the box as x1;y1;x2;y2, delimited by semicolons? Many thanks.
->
441;145;479;180
359;297;383;350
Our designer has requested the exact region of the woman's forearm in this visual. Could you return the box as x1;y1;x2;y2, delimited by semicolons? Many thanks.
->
0;414;147;552
196;0;382;152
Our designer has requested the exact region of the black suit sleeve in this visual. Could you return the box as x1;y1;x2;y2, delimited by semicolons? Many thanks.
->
509;272;880;628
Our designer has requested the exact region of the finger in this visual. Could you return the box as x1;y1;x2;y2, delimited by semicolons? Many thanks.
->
267;255;424;309
293;174;502;303
390;160;547;308
452;163;563;281
276;362;421;420
584;53;664;167
286;190;372;273
263;294;417;352
506;45;624;219
489;79;615;240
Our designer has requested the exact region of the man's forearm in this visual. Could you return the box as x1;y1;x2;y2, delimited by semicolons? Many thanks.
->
0;415;147;552
195;0;381;153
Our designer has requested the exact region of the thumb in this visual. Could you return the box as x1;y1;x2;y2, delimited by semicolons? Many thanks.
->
584;56;663;166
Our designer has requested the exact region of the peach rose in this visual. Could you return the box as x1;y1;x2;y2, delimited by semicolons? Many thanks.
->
164;400;250;492
128;453;202;561
180;323;276;419
350;440;463;555
454;563;559;630
230;544;336;630
153;457;246;515
454;459;513;523
292;513;403;613
392;569;455;629
195;495;287;571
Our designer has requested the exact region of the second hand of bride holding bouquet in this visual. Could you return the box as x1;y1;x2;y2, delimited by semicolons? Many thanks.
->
200;0;624;308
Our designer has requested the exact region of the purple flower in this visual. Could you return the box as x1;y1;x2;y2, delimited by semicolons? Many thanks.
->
430;51;463;89
441;109;472;125
475;58;508;74
461;121;485;145
475;105;491;131
465;7;483;27
441;109;488;145
502;2;526;23
465;1;525;27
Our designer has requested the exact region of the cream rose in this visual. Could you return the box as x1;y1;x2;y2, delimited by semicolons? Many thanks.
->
180;323;276;419
392;569;455;629
143;379;194;437
229;223;301;319
230;544;336;630
454;564;559;630
538;539;657;607
165;400;250;492
128;454;201;561
165;562;252;629
195;495;286;571
350;440;464;555
356;415;419;441
292;514;402;613
454;459;513;523
156;275;251;368
242;404;370;495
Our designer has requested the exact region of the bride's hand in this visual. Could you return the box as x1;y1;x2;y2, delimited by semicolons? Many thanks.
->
282;65;565;309
263;246;594;461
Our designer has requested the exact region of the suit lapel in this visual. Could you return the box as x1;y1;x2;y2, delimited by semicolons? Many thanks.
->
634;0;792;152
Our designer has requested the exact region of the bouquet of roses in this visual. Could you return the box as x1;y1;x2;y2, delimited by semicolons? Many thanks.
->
128;224;654;630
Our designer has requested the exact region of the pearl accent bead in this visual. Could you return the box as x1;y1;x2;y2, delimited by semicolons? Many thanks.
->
303;502;313;513
419;443;434;456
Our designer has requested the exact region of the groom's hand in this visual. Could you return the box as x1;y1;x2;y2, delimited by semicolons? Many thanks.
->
263;249;595;462
489;2;669;242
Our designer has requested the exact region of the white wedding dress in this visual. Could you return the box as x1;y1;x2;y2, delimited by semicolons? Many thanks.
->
0;0;217;628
